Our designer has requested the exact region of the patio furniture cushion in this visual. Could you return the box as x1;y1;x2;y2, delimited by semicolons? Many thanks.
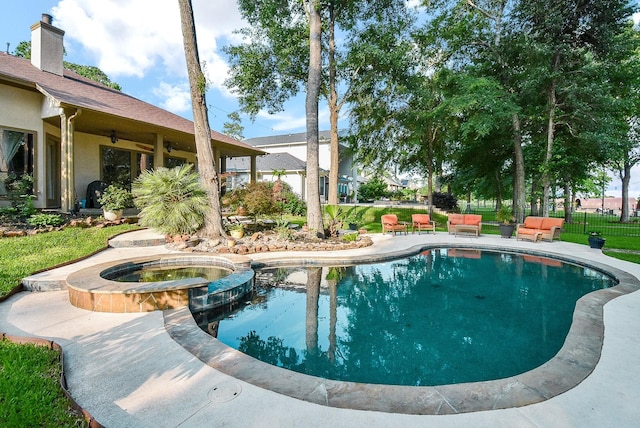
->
523;217;543;229
464;214;482;225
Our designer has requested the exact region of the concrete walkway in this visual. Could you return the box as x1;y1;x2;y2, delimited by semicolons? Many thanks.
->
1;230;640;427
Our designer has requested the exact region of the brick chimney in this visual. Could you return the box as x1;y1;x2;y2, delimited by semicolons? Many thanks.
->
30;13;64;76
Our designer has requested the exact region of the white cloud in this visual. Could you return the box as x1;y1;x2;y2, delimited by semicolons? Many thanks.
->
52;0;244;85
153;81;191;113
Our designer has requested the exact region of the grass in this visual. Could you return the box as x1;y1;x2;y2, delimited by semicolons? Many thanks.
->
0;340;86;427
0;224;140;297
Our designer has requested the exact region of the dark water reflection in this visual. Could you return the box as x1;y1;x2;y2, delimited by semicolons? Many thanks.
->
192;249;615;386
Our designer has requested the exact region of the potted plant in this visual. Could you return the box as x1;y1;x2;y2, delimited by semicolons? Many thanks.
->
229;223;245;239
343;211;362;231
588;231;605;249
98;184;134;220
496;205;515;238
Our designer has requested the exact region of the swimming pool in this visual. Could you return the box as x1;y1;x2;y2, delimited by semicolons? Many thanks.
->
193;248;616;386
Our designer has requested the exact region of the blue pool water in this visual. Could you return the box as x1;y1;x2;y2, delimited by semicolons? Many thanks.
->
193;249;615;386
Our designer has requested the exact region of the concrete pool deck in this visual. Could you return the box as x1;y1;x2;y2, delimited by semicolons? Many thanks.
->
1;229;640;426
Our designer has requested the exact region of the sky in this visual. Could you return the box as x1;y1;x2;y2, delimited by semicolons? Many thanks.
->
1;0;316;139
1;1;639;199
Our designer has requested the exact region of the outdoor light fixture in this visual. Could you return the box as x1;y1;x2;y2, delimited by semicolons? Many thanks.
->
110;130;118;144
165;143;172;153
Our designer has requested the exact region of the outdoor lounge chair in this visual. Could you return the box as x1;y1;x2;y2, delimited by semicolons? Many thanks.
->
381;214;408;235
411;214;435;234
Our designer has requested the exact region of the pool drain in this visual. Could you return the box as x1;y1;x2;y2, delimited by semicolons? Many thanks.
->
208;380;242;403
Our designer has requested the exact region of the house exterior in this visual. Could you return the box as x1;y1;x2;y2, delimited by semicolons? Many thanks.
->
0;14;262;212
244;131;357;202
225;152;309;197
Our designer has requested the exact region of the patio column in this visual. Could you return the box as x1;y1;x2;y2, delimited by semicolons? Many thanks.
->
153;134;163;169
250;155;257;183
60;108;81;212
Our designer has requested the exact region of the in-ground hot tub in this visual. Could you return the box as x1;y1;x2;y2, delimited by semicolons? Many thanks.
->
65;254;254;313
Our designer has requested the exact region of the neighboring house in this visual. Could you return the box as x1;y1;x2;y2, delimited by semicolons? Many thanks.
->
572;197;638;214
382;176;407;193
245;131;357;202
225;152;310;197
0;14;263;212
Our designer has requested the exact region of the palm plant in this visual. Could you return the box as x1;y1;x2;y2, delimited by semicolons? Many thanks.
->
132;164;209;235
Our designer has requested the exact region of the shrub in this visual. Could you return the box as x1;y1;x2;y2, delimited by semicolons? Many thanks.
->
357;177;389;202
132;164;209;235
27;213;65;228
432;192;458;211
222;182;279;220
98;185;134;211
3;173;35;220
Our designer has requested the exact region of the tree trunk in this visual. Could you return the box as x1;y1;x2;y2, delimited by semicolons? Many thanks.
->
305;267;321;356
531;180;539;216
620;160;631;222
327;3;340;206
178;0;225;237
305;0;324;237
542;54;560;218
512;113;526;223
564;179;572;223
427;132;434;216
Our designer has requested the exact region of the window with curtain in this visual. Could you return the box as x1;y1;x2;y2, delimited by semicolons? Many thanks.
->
0;128;34;196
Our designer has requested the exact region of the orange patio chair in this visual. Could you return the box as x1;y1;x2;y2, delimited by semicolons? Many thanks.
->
411;214;435;235
381;214;407;236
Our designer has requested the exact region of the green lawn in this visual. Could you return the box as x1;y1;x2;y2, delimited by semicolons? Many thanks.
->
0;224;140;297
0;341;87;427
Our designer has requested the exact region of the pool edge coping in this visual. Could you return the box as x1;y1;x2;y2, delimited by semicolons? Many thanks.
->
163;242;640;415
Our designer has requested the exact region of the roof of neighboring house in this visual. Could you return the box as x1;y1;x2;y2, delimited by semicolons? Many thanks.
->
226;152;307;172
245;130;334;147
0;52;263;156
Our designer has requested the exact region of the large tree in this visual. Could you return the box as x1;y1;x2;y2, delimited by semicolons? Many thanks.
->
225;0;414;206
305;0;324;236
177;0;225;237
514;0;635;216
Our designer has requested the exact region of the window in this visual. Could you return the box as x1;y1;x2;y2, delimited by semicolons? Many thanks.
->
101;146;153;189
164;156;186;169
0;128;34;196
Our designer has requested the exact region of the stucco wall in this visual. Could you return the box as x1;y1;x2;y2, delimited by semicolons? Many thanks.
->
0;84;45;207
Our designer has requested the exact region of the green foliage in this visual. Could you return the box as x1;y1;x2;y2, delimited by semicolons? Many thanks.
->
0;341;86;426
223;182;280;220
98;184;134;211
3;173;35;221
221;111;245;140
275;219;293;240
27;213;65;228
496;205;515;224
324;204;343;237
357;177;389;202
132;165;209;235
342;231;359;242
64;63;122;91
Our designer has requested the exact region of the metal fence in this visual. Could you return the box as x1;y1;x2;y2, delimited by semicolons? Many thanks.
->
476;208;640;237
342;203;640;237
